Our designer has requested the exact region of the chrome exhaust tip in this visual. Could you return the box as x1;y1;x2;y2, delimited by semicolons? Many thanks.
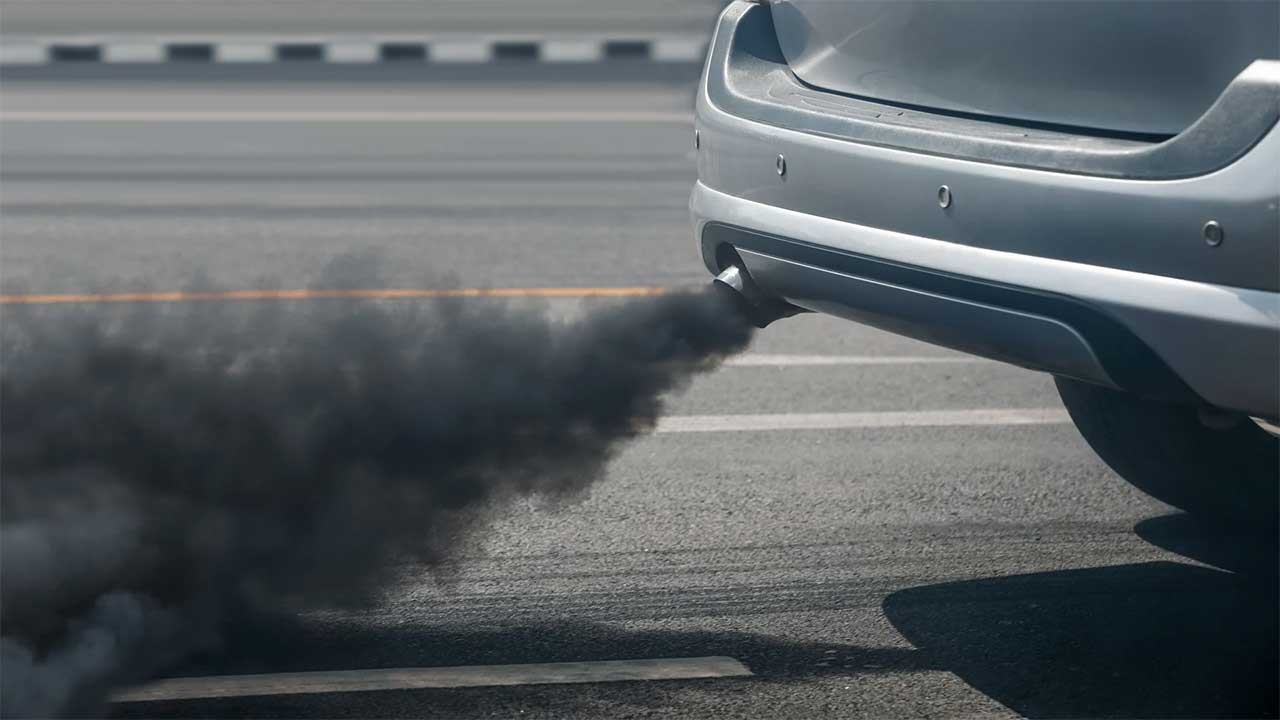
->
712;264;805;328
713;265;751;297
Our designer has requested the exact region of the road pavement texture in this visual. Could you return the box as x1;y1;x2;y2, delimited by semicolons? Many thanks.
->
1;80;1276;718
0;0;726;37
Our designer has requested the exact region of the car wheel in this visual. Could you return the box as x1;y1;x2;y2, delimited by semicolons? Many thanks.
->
1055;377;1279;529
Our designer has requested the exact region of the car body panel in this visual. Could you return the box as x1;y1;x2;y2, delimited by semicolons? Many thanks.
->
771;0;1280;136
693;185;1280;418
701;1;1280;292
693;2;1280;418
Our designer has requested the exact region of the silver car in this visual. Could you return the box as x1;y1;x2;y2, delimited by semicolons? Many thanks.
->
698;0;1279;525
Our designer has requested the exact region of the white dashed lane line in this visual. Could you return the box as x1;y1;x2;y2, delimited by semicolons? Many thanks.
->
113;657;753;703
655;408;1070;433
726;354;985;367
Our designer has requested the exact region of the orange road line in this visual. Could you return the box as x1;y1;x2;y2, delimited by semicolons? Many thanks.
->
0;287;671;305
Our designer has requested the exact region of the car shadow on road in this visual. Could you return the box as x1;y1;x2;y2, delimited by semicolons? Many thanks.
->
883;512;1278;718
111;512;1276;719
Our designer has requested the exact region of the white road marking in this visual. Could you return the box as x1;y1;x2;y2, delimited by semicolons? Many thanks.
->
0;111;691;124
428;41;491;63
543;40;603;62
113;657;752;702
652;38;706;62
102;42;164;63
325;42;380;63
725;354;986;367
214;43;273;63
655;408;1070;433
0;44;47;64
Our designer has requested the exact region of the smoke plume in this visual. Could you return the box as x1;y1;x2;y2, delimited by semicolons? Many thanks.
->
0;284;754;716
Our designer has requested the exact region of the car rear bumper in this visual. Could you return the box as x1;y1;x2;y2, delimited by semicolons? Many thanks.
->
693;2;1280;418
693;186;1279;418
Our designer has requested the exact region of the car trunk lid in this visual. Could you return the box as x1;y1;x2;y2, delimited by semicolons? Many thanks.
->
770;0;1279;137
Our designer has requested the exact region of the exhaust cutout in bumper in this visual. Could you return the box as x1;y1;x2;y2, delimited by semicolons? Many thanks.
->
712;264;805;328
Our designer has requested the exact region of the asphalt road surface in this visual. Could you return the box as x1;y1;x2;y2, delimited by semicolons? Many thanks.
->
2;78;1276;718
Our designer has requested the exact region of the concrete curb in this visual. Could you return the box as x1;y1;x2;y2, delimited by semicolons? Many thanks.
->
0;35;708;66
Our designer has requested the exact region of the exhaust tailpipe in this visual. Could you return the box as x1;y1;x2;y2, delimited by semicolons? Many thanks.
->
712;265;805;328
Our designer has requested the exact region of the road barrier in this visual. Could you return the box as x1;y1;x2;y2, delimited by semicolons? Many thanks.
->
0;36;707;66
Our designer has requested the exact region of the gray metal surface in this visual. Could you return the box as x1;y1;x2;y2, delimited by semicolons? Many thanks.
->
694;4;1280;415
692;182;1280;418
695;2;1280;294
771;0;1280;136
705;1;1280;181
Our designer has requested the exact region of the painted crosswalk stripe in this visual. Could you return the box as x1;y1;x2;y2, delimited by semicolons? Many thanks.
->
113;657;752;702
655;408;1070;433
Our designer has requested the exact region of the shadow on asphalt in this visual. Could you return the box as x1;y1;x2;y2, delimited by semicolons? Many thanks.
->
112;512;1277;719
883;512;1278;718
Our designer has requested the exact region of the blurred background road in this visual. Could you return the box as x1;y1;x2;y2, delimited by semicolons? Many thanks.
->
1;0;724;36
1;3;1274;718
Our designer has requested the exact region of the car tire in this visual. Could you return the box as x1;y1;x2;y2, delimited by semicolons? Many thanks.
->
1055;377;1279;529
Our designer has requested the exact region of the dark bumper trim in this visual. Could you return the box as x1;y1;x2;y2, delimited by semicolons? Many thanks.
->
702;222;1200;403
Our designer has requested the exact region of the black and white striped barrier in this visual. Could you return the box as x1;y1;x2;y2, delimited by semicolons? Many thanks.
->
0;36;707;65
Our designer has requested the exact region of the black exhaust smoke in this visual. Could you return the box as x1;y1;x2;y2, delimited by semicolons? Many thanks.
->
0;281;756;717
